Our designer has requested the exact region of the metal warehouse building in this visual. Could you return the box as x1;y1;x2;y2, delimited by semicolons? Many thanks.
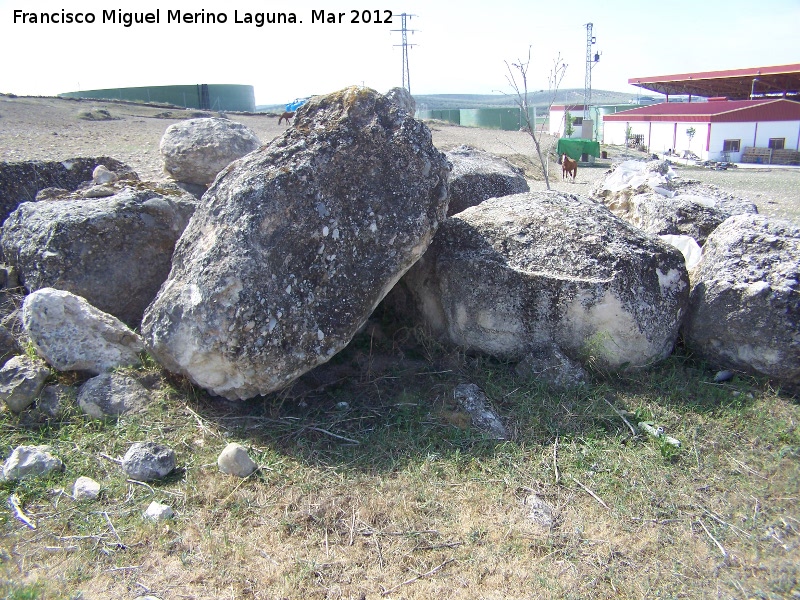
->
603;98;800;163
603;64;800;164
60;84;256;112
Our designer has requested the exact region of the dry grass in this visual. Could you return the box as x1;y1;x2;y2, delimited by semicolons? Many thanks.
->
1;313;799;599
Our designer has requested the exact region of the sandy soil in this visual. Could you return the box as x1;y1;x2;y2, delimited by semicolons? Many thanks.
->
1;94;798;222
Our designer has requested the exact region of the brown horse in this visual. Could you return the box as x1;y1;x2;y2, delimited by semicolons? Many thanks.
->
278;111;295;125
561;154;578;182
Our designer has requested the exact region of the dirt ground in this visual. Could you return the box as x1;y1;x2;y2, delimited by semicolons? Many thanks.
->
1;94;798;223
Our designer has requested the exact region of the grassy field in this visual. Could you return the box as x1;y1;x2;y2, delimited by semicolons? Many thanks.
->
1;307;798;599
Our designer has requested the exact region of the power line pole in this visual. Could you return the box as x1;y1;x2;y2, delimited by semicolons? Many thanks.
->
583;22;600;120
392;13;417;93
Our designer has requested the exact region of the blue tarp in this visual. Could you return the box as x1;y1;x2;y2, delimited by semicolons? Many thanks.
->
285;97;309;112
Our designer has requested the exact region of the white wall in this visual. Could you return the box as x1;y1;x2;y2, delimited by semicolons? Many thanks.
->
754;120;800;149
707;122;756;162
602;117;800;162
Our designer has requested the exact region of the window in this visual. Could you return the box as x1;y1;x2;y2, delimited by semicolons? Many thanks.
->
722;139;741;152
573;117;583;125
768;138;785;150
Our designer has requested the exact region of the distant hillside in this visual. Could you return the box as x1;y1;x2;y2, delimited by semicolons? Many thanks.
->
413;89;643;110
256;89;645;113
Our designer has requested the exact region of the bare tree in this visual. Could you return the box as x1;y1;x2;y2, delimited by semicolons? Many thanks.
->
505;47;568;190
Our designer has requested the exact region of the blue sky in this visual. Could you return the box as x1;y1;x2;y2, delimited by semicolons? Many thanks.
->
1;0;797;105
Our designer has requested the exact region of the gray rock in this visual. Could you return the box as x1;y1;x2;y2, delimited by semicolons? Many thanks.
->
142;87;450;400
401;191;689;370
384;87;416;114
591;159;757;245
523;494;554;528
2;186;196;327
217;442;258;477
73;476;101;500
143;501;174;521
122;442;176;482
516;345;589;388
453;383;509;440
2;445;63;481
0;355;50;413
445;146;529;216
159;117;262;186
91;165;117;185
78;372;151;419
683;214;800;392
0;324;20;367
36;384;72;418
23;288;145;374
0;157;136;225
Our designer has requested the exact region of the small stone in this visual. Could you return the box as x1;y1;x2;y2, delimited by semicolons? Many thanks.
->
0;355;51;413
524;494;554;528
453;383;509;440
143;501;173;521
217;442;257;478
122;442;176;482
73;476;101;500
77;373;151;419
713;370;735;383
92;165;117;185
2;445;63;481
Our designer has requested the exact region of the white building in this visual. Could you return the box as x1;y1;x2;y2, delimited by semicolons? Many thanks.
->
602;98;800;162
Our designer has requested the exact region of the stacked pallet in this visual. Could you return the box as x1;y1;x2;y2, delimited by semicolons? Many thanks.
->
741;147;772;164
771;149;800;165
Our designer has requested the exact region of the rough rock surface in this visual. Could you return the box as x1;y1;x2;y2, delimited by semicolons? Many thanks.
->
515;345;589;389
2;185;196;327
2;445;63;481
23;288;145;374
401;191;689;370
142;87;450;400
122;442;176;482
77;372;151;419
453;383;509;440
159;117;262;186
0;157;136;225
0;355;50;413
683;215;800;391
384;87;416;115
0;324;20;367
445;146;529;216
591;160;757;245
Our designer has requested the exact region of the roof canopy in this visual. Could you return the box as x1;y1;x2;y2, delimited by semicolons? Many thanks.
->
603;98;800;123
629;64;800;100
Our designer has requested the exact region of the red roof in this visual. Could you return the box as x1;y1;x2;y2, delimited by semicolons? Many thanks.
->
603;99;800;123
629;64;800;100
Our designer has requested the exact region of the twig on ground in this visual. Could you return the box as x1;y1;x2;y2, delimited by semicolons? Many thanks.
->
553;437;560;485
8;494;36;529
698;519;727;557
380;557;456;596
101;511;126;548
304;426;360;445
569;475;609;510
603;397;637;436
99;452;122;465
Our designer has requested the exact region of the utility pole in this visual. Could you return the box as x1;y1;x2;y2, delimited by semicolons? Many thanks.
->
583;23;600;120
392;13;417;93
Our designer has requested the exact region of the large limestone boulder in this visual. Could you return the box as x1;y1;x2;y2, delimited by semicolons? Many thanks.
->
445;146;529;216
591;160;757;245
384;87;416;115
400;191;689;370
142;87;450;400
1;185;196;327
159;117;262;186
23;288;145;374
683;215;800;392
0;157;136;225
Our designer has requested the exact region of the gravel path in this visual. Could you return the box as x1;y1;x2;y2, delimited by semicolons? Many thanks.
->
2;94;797;223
